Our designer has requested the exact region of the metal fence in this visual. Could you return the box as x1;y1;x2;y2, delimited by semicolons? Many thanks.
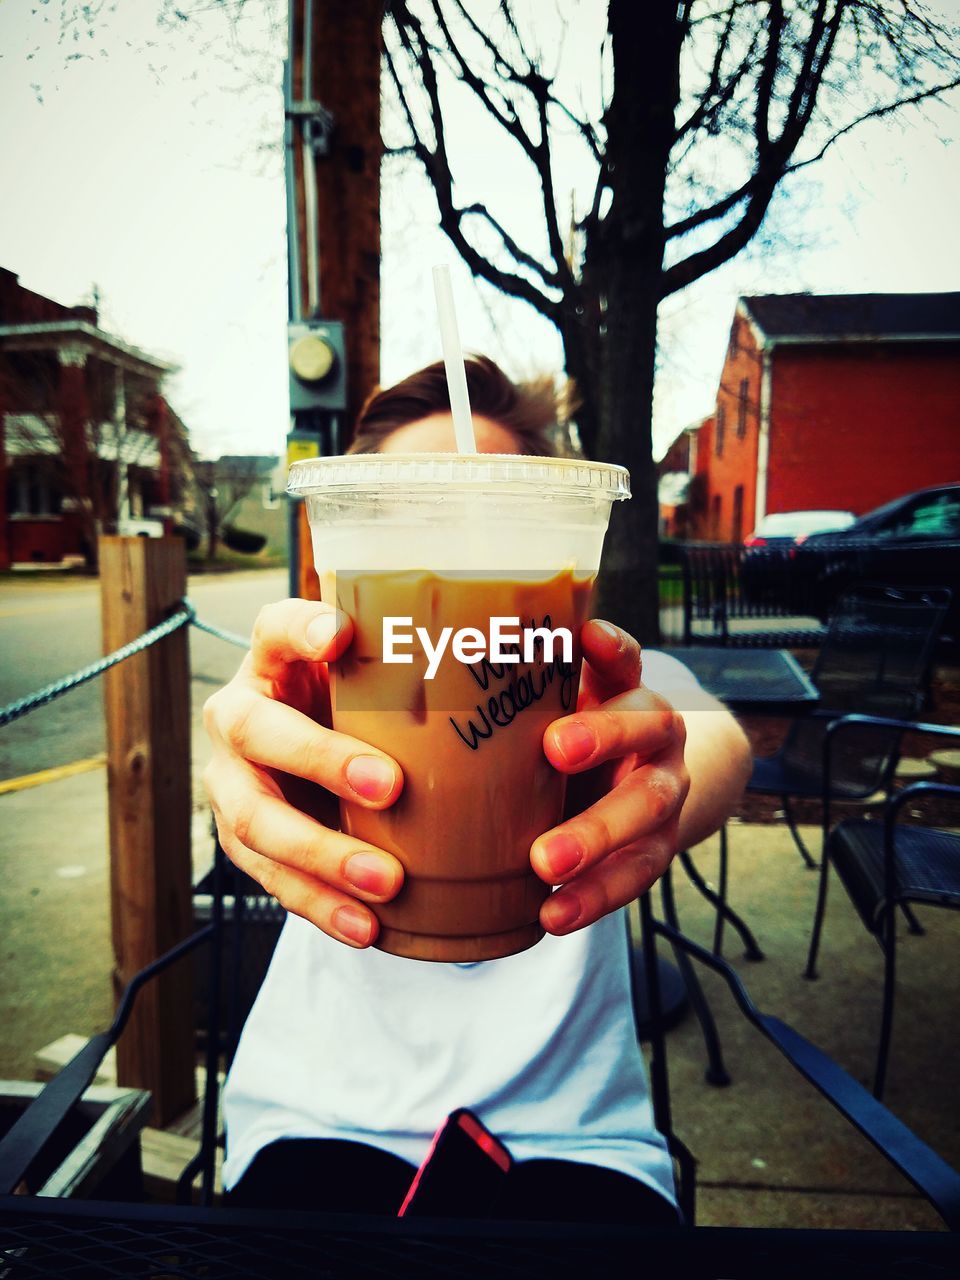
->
659;542;827;648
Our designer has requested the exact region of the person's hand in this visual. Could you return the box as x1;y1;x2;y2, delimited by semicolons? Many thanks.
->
202;600;405;948
532;620;689;935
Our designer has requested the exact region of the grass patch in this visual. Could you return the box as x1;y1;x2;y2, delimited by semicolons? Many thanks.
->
659;564;684;608
188;549;287;574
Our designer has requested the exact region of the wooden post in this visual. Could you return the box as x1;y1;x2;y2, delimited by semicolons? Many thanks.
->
100;536;195;1127
298;0;383;429
289;0;384;602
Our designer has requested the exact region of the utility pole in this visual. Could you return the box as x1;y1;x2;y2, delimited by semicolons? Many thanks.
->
285;0;384;599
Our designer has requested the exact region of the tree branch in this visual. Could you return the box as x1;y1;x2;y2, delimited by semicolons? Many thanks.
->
528;71;575;294
659;0;958;301
461;202;562;287
547;91;604;163
497;0;533;74
783;75;960;179
426;0;538;161
447;0;527;84
384;12;559;320
754;0;783;152
674;0;742;140
782;0;831;143
665;169;757;241
666;0;838;248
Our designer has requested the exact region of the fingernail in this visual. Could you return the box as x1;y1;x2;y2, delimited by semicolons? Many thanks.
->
345;755;396;802
545;892;581;932
539;833;582;879
553;721;597;766
345;851;396;896
305;610;343;655
594;620;622;649
333;904;374;946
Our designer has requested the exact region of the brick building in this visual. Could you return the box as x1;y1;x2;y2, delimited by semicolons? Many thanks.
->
657;422;701;538
679;292;960;542
0;267;190;568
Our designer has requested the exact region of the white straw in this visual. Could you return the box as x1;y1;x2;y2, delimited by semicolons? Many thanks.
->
432;264;477;454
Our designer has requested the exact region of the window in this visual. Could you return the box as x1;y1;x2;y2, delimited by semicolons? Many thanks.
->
732;485;744;543
715;403;726;458
875;492;960;540
729;323;739;358
6;461;62;517
711;493;722;539
737;378;749;438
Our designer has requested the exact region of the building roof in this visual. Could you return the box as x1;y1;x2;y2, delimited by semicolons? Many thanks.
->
0;269;177;375
217;455;281;477
740;292;960;343
0;319;176;375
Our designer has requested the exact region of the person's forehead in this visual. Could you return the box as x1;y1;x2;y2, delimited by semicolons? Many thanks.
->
379;414;519;453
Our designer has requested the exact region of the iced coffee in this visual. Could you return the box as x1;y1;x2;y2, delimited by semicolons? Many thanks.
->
287;453;630;961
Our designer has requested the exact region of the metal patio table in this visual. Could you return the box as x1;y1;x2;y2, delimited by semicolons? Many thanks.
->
661;645;820;716
632;647;820;1078
1;1195;956;1278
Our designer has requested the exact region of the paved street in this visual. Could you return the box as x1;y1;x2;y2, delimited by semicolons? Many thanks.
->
0;568;288;784
0;566;288;1081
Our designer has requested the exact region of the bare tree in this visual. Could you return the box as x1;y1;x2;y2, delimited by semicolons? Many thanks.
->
383;0;960;638
192;456;264;563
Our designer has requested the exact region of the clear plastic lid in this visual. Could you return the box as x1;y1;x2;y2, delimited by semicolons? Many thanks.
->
287;452;631;500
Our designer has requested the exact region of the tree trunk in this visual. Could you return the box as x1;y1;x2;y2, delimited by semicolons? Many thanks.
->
589;0;682;646
206;502;219;564
88;518;102;573
559;289;601;459
595;274;662;644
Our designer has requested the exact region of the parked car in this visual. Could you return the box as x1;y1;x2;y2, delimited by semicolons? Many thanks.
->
743;510;856;549
796;484;960;635
117;517;165;539
741;510;855;601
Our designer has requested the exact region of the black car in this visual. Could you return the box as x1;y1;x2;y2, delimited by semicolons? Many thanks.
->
795;484;960;636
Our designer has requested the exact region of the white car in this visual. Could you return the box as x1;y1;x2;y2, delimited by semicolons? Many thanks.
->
744;510;855;549
117;517;165;539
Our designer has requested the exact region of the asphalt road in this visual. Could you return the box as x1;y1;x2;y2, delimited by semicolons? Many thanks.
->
0;568;289;784
0;567;289;1079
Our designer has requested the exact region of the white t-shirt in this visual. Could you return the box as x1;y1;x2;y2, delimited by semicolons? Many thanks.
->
223;650;699;1204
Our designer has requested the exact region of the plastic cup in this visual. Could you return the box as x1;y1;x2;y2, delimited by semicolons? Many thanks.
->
288;453;631;962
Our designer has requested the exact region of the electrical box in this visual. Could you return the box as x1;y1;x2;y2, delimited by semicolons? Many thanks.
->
287;319;347;413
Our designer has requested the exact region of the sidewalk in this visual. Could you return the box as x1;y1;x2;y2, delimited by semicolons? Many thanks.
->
665;821;958;1229
1;763;956;1229
0;766;215;1082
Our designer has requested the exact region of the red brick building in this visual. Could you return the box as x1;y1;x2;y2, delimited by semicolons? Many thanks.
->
680;293;960;542
657;422;701;538
0;267;190;568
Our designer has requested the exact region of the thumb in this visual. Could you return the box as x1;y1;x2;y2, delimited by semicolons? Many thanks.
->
249;599;353;679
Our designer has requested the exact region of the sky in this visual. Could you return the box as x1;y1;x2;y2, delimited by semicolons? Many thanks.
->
1;0;959;462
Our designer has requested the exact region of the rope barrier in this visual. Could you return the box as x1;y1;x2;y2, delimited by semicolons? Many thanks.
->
183;602;252;651
0;600;251;729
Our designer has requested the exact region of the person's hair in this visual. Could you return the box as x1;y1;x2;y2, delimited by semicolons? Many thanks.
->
348;355;559;456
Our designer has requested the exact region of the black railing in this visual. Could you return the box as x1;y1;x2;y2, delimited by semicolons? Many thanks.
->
660;542;827;648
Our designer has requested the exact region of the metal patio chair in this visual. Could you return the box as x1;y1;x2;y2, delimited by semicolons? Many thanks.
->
747;584;950;872
628;894;960;1231
805;714;960;1100
678;584;949;1007
0;842;282;1207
